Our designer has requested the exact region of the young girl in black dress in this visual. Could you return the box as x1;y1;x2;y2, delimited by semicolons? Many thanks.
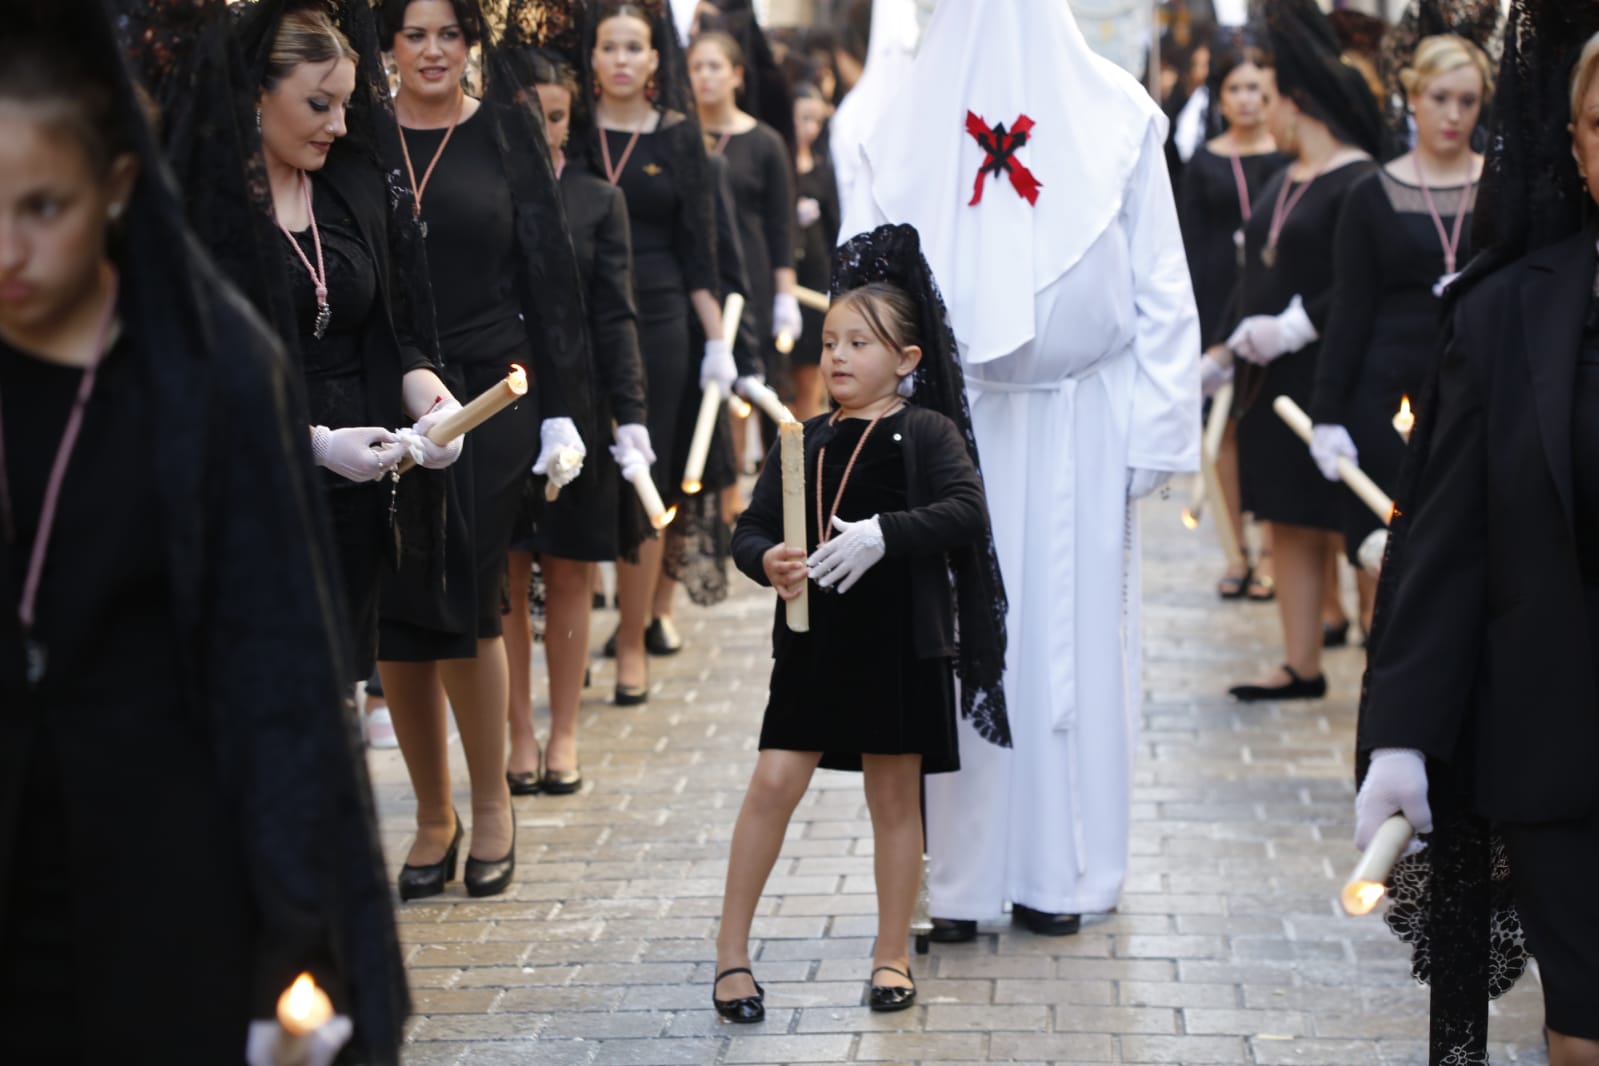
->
717;226;1009;1022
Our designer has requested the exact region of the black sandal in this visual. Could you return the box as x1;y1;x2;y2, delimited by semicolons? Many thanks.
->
1217;563;1253;600
712;967;764;1023
1246;551;1276;601
868;965;917;1012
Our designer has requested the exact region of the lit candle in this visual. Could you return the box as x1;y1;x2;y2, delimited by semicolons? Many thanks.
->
1392;395;1414;443
1341;815;1413;916
1200;383;1245;567
682;294;747;494
740;379;795;425
775;331;795;355
396;364;528;474
1273;396;1395;524
779;420;809;633
275;974;333;1066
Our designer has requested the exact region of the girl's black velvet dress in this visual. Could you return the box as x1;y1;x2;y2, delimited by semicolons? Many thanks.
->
1234;158;1377;530
1177;145;1290;345
734;408;987;775
1311;168;1474;562
792;158;840;368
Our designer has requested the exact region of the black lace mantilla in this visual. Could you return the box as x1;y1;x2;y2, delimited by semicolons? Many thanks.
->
830;225;1011;749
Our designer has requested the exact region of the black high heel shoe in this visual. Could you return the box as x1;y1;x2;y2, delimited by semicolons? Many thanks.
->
1322;620;1351;647
398;811;462;901
464;821;517;898
868;965;916;1012
1228;664;1327;702
614;670;649;706
712;967;765;1023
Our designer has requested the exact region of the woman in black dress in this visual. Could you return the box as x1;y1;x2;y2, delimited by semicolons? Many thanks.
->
1310;34;1489;624
790;80;839;421
1224;0;1381;702
0;3;405;1060
1356;19;1599;1062
504;48;652;795
1179;44;1288;600
377;0;594;900
583;1;727;702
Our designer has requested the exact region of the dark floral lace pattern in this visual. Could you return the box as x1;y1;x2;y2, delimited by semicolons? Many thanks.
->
663;493;730;608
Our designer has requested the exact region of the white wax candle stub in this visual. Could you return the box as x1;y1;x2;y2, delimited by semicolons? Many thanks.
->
779;421;810;633
681;383;722;494
1341;815;1414;916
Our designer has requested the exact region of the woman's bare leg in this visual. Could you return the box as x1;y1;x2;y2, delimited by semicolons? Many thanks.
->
1322;536;1348;628
1548;1032;1599;1066
615;536;662;692
861;754;923;989
505;550;540;778
439;638;514;861
1246;521;1326;685
541;556;593;774
376;659;456;865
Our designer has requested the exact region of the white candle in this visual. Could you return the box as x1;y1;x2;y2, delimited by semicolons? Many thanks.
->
740;380;795;424
1392;395;1414;444
1200;384;1245;566
780;420;809;633
793;286;830;313
542;446;583;502
626;466;676;530
1273;396;1395;524
275;974;333;1066
1341;815;1414;916
396;363;528;474
682;294;748;494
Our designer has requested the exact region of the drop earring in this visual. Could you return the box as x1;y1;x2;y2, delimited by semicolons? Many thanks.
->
256;107;262;133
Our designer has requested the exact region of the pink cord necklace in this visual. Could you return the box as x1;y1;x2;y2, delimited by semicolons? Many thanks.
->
815;401;903;545
0;271;120;686
276;170;331;340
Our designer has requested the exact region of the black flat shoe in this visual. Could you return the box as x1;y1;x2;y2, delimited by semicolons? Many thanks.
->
1228;664;1327;703
592;592;607;610
1011;904;1081;937
507;769;541;796
645;617;683;656
713;967;765;1023
464;835;516;898
1323;620;1351;648
541;765;583;795
601;626;618;658
398;811;462;901
868;965;916;1012
1217;564;1252;600
928;918;977;943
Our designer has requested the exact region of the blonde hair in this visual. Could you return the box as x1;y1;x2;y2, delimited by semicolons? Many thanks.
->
1400;34;1493;104
261;8;359;94
1572;31;1599;122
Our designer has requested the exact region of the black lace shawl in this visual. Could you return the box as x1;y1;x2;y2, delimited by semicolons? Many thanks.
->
18;0;407;1058
1355;5;1599;1061
831;225;1011;749
1266;0;1386;158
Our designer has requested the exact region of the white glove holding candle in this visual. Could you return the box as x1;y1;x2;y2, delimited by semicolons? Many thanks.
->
1200;352;1233;398
700;338;737;391
311;425;407;483
1227;294;1318;366
245;1017;353;1066
408;400;465;469
1127;468;1172;500
609;422;656;479
772;293;803;341
796;196;821;228
1310;424;1359;482
1355;748;1432;855
532;417;586;487
807;515;885;593
734;374;766;401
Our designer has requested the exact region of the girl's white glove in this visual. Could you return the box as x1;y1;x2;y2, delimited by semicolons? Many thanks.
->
245;1016;353;1066
1355;748;1432;855
609;422;656;480
311;425;406;482
772;293;803;341
700;338;737;392
408;400;465;469
1227;294;1318;365
807;515;885;593
532;417;586;488
1310;424;1358;481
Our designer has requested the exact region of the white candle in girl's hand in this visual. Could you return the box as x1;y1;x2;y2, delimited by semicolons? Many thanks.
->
779;420;809;633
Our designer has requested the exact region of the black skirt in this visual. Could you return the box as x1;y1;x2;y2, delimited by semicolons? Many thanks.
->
1236;343;1342;531
1500;809;1599;1038
757;411;959;774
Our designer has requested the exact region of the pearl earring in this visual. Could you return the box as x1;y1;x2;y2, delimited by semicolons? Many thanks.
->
256;107;262;133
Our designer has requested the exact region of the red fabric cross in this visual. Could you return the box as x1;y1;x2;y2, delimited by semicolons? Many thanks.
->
966;111;1042;207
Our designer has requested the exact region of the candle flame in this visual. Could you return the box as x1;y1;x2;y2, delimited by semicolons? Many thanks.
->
277;972;333;1035
507;364;529;396
654;505;679;530
681;479;703;495
1341;880;1387;916
729;396;752;419
1397;395;1411;420
1180;509;1200;530
775;331;795;355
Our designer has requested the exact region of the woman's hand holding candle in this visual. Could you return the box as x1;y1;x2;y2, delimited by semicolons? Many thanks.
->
763;543;809;600
1310;424;1358;482
700;337;737;392
533;417;586;489
406;400;465;469
1355;749;1432;853
773;292;803;352
312;425;407;483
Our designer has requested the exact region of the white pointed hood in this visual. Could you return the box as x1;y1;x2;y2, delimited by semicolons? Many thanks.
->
852;0;1163;364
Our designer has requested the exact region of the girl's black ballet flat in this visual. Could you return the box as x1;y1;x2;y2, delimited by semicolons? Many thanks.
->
868;965;917;1012
398;811;462;901
713;967;765;1023
1228;664;1327;703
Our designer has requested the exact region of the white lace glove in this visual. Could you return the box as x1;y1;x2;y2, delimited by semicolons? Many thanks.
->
1200;352;1234;398
1310;423;1358;482
245;1017;353;1066
531;416;586;488
1226;294;1318;366
772;292;803;341
1127;468;1172;501
311;425;406;483
700;337;737;392
408;400;464;469
609;422;656;480
796;196;821;228
807;515;886;593
1355;748;1432;855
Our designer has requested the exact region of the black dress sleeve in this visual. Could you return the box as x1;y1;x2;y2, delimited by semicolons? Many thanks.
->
731;445;784;585
591;183;647;427
878;411;988;557
1311;176;1384;425
1359;300;1489;763
760;128;796;276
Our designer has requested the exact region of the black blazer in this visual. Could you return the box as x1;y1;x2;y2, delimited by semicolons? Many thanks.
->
731;406;989;660
560;167;646;427
1360;229;1599;823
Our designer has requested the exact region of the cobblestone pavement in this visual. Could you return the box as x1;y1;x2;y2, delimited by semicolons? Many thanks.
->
366;487;1550;1065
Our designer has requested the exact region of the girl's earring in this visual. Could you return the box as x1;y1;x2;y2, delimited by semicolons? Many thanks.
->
256;107;263;133
896;372;916;399
645;76;657;101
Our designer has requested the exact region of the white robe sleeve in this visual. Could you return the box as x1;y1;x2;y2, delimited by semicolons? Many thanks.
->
1124;123;1201;473
836;145;891;247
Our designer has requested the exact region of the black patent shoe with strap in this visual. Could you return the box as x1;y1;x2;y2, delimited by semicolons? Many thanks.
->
868;965;917;1012
712;967;765;1023
398;810;462;901
1228;663;1328;703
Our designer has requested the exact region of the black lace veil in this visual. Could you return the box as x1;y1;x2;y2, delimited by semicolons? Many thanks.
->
831;224;1011;749
1265;0;1386;157
1377;0;1504;158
